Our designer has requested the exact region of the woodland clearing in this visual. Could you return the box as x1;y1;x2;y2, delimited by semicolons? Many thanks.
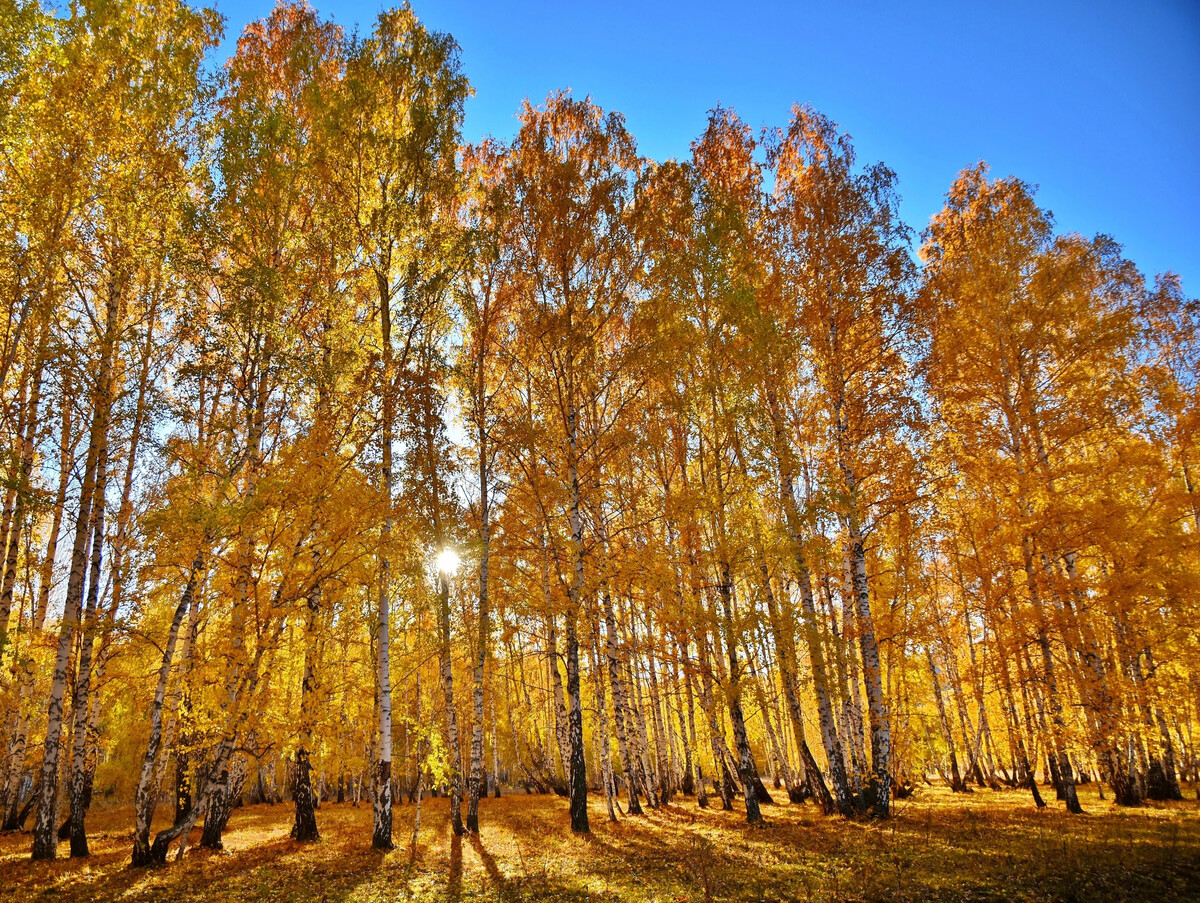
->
1;785;1197;903
5;2;1200;900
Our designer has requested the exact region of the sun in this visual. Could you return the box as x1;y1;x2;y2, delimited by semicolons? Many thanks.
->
436;548;461;576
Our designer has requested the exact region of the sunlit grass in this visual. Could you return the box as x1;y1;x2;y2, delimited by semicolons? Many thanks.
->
1;783;1197;901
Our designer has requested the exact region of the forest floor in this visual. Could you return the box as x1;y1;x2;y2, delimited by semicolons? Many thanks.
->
1;783;1198;903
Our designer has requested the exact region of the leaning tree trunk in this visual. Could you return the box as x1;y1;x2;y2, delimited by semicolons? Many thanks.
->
826;578;866;800
151;549;291;864
944;639;986;787
173;582;203;826
1002;396;1081;815
962;596;1001;788
29;471;92;859
155;615;285;863
194;353;270;855
1115;613;1170;803
768;392;855;816
747;634;797;800
77;292;159;833
0;390;28;662
695;634;736;811
999;628;1046;807
200;754;246;850
760;558;836;813
131;546;205;866
1149;701;1184;801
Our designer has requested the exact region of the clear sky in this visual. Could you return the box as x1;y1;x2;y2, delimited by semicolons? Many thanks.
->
210;0;1200;292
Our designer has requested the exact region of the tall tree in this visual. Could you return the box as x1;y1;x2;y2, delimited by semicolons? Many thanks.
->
768;106;919;818
335;6;467;848
500;91;643;833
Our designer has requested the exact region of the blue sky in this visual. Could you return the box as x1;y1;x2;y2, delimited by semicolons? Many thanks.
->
210;0;1200;292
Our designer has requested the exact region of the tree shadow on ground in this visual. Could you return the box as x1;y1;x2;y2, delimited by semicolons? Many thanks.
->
2;787;1199;902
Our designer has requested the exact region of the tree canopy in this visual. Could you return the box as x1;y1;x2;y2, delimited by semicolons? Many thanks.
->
0;0;1197;878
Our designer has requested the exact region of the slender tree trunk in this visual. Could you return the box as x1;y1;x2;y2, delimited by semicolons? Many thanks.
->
66;424;110;858
962;595;1000;788
843;520;891;818
193;340;273;854
546;615;571;790
717;561;762;825
1022;537;1083;813
291;577;321;842
825;577;865;797
768;396;854;815
642;614;672;804
156;607;289;863
564;611;588;832
490;690;502;799
31;283;120;861
0;340;44;658
467;426;490;832
2;361;67;831
173;580;202;826
603;591;641;814
1140;648;1183;801
373;271;395;850
624;625;658;808
438;567;465;836
695;634;736;811
670;648;695;796
928;646;965;792
131;547;205;866
79;309;157;828
410;728;429;857
997;633;1045;805
942;637;983;787
746;634;795;799
0;477;16;627
664;669;683;797
590;628;618;821
562;400;589;833
759;555;835;812
680;645;709;809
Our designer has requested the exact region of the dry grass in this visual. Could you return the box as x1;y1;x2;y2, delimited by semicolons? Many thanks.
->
1;784;1198;902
